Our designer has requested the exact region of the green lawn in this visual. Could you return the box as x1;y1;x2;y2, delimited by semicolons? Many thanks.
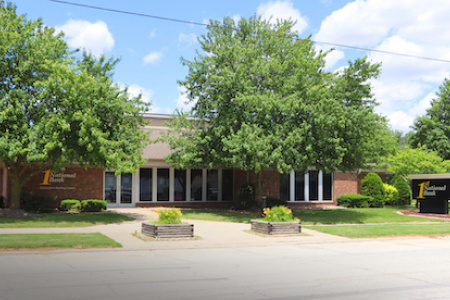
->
181;207;444;225
306;223;450;238
0;213;135;228
0;233;121;249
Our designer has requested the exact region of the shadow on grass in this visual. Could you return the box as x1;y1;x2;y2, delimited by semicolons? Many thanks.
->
0;212;135;227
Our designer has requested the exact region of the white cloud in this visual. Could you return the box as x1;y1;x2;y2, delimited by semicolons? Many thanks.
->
175;86;195;112
143;52;163;65
126;84;153;105
257;0;308;34
315;0;450;132
148;29;156;38
55;19;114;56
178;32;197;48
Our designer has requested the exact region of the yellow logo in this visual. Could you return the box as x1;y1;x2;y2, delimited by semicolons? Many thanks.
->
41;169;52;186
417;181;430;199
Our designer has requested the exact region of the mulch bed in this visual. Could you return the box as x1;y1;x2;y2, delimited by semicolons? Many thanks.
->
399;210;450;220
0;209;42;218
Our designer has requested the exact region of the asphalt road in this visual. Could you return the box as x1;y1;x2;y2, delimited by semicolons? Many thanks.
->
2;237;450;300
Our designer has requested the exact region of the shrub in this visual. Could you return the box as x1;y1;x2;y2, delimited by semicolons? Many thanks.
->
20;192;53;213
361;172;386;207
80;200;107;212
154;208;182;224
337;193;371;208
391;175;412;205
266;196;287;208
60;200;81;212
237;183;256;209
383;184;399;205
262;205;295;222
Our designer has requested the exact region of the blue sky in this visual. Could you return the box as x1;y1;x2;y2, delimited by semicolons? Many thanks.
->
15;0;450;132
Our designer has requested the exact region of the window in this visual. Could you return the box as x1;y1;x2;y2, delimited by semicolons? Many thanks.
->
281;171;333;202
191;169;203;201
207;170;218;201
104;172;116;203
280;173;290;200
323;172;332;200
174;169;186;201
309;171;319;201
295;172;305;201
157;169;169;201
222;169;234;201
139;169;152;201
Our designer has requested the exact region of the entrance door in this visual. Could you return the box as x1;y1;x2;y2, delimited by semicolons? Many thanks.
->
104;172;133;205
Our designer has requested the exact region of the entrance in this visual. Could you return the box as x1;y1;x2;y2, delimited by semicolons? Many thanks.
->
104;172;133;205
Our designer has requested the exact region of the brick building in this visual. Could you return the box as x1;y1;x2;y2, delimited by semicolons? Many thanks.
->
0;113;383;209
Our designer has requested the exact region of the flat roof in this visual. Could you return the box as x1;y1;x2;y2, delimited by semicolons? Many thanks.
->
409;174;450;180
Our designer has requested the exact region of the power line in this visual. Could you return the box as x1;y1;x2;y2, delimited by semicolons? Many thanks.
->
49;0;450;64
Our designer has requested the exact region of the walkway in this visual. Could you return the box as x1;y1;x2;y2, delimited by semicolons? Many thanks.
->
0;208;349;250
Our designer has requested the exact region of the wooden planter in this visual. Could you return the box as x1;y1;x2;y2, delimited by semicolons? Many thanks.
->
251;220;301;235
141;222;194;238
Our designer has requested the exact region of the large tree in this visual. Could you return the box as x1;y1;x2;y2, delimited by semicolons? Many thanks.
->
0;2;149;209
166;16;392;204
409;78;450;159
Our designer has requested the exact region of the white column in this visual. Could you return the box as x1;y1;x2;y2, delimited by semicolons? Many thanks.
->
132;171;139;204
218;169;223;202
289;170;295;202
305;172;310;202
116;175;121;204
186;169;191;202
202;169;207;201
169;168;174;202
318;170;323;202
152;168;157;202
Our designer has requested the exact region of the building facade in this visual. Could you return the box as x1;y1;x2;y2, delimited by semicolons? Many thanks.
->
0;113;374;209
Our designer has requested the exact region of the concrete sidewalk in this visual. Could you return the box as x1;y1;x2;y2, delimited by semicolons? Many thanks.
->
0;207;349;250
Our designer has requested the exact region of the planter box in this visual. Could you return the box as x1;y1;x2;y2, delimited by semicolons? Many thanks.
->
141;222;194;238
251;220;301;235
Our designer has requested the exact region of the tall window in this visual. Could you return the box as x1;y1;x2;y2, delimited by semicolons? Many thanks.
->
157;169;169;201
280;173;290;200
104;172;116;203
191;169;203;201
207;170;218;201
222;169;234;200
174;169;186;201
280;171;333;202
295;172;305;201
309;171;319;201
323;172;333;200
139;169;152;201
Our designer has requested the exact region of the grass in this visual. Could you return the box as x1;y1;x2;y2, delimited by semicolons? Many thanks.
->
181;209;260;223
181;207;444;225
0;212;135;228
306;223;450;238
0;233;121;249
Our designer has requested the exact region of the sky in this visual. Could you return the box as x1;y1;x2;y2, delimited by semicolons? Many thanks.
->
13;0;450;133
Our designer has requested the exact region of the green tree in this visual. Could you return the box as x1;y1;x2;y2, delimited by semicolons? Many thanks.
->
361;172;386;207
0;2;149;209
383;146;447;176
409;78;450;159
166;16;392;205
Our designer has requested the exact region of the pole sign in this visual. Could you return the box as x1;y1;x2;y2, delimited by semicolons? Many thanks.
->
411;179;449;214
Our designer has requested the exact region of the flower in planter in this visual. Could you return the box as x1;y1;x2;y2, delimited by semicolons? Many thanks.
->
154;208;183;224
262;206;296;222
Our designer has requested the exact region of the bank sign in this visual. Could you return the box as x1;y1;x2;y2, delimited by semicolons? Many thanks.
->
411;179;450;214
39;170;77;190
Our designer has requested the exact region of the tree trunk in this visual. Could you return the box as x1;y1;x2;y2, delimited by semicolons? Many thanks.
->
9;177;21;210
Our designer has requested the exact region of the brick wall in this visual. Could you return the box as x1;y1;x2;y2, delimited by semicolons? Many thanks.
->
23;166;103;205
333;172;359;201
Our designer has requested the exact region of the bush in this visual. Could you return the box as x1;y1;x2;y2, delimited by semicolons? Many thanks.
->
391;175;412;205
266;196;287;208
154;208;182;224
262;205;295;222
383;184;399;205
337;193;371;208
80;200;107;212
237;183;256;209
60;200;81;212
20;192;53;213
361;172;386;207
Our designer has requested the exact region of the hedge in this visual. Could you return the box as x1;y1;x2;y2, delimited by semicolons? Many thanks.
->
60;200;81;211
337;193;372;208
361;172;386;207
80;200;107;212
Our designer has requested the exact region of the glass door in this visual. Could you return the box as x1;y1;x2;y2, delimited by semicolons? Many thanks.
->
104;172;133;205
